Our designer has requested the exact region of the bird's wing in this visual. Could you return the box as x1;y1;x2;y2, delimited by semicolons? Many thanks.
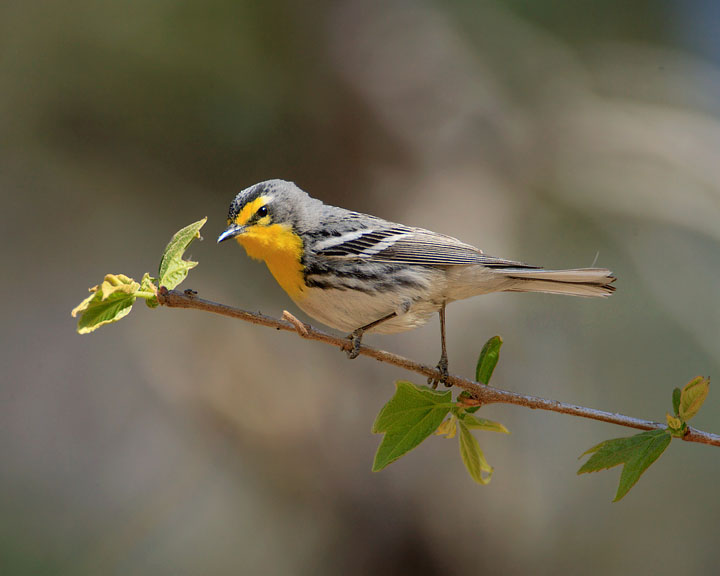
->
314;224;536;268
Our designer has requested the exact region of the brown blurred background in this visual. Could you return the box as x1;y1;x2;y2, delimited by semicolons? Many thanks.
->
3;0;720;574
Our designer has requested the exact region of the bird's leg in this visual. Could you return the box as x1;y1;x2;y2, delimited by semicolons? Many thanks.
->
428;303;449;389
346;311;398;359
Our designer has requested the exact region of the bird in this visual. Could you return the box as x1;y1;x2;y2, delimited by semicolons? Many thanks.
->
217;179;616;386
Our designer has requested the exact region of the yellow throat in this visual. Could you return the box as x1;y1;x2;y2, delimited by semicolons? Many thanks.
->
234;223;305;300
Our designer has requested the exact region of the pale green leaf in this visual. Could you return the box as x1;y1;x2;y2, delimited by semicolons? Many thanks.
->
435;417;457;438
71;287;101;318
140;272;159;308
679;376;710;422
460;413;509;434
71;274;140;334
158;217;207;290
458;421;493;485
372;381;453;471
98;273;138;296
75;294;135;334
665;412;683;432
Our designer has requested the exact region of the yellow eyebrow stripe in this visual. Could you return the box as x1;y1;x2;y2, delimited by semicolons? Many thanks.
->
234;196;270;226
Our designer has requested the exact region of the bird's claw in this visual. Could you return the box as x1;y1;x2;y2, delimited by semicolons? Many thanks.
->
428;356;450;389
345;330;363;359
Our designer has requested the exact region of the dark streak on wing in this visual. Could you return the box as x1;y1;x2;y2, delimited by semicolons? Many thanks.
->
316;226;539;269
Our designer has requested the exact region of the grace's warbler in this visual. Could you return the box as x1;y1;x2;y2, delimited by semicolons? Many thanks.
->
218;179;615;385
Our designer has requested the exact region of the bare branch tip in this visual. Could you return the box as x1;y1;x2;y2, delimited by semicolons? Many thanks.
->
282;310;309;337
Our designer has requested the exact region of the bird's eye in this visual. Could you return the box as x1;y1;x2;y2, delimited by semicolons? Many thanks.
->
257;205;268;218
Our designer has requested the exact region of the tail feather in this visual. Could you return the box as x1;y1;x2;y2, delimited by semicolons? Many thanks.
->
501;268;616;298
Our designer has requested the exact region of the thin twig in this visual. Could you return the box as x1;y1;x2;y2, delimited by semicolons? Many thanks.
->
156;287;720;448
282;310;310;337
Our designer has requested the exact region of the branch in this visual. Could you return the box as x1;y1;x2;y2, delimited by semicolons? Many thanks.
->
157;287;720;448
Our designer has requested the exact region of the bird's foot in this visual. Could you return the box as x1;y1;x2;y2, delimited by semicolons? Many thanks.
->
428;356;450;389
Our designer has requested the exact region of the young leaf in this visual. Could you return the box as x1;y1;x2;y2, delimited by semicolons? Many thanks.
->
578;429;672;501
71;274;140;334
458;420;493;485
435;417;457;438
140;272;159;308
158;217;207;290
459;413;509;434
372;381;453;472
665;412;683;435
672;387;681;417
679;376;710;422
476;336;502;385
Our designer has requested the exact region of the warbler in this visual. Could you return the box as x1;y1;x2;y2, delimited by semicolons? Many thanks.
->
218;179;616;385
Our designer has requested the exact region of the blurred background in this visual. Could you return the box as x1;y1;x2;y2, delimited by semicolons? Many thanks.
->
3;0;720;574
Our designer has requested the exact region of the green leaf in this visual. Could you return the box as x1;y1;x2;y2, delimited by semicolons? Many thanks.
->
476;335;502;385
140;272;159;308
672;388;681;417
578;429;672;501
71;273;140;334
372;381;453;472
679;376;710;422
458;420;493;485
158;217;207;290
459;413;509;434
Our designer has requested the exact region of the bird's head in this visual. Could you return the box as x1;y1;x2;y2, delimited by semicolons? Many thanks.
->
216;179;318;288
218;180;300;242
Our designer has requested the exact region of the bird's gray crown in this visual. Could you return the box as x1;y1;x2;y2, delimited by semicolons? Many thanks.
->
226;179;311;224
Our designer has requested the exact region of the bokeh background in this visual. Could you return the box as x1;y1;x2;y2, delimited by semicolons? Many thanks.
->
3;1;720;574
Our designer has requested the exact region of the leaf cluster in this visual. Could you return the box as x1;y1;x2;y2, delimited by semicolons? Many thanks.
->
71;218;206;333
578;376;710;500
372;336;508;484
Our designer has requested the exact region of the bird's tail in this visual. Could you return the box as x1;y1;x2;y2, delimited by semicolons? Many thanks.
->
500;268;616;298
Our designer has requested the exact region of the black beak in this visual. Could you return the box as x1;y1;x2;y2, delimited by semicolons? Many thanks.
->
217;224;246;244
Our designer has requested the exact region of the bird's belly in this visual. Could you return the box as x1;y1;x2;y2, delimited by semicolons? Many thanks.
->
292;285;443;334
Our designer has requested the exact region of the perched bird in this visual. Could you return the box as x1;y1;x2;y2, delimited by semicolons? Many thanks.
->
218;180;615;385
